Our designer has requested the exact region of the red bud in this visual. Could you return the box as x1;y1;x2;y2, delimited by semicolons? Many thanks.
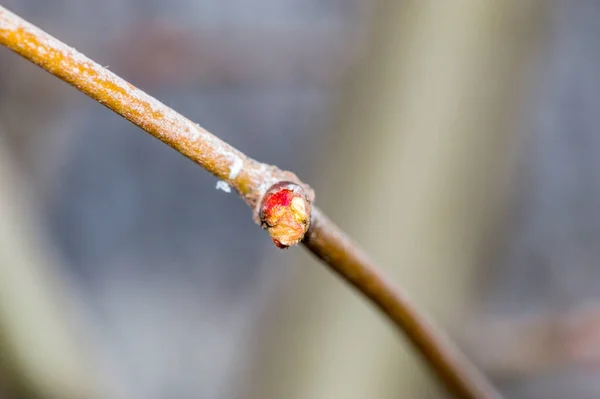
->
259;182;311;248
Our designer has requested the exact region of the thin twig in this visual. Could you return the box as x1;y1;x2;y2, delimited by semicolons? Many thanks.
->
0;6;499;398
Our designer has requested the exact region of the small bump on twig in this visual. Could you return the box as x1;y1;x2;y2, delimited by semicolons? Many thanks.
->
259;182;311;248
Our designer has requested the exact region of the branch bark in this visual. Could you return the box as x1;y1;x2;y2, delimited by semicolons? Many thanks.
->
0;6;499;399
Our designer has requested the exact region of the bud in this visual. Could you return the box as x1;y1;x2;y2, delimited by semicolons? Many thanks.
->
259;182;311;248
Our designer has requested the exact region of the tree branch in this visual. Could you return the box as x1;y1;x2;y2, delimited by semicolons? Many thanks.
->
0;6;499;398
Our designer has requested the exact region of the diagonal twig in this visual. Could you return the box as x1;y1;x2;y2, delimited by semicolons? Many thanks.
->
0;6;499;398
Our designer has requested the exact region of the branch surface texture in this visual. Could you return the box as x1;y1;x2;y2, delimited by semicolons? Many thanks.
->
0;6;499;399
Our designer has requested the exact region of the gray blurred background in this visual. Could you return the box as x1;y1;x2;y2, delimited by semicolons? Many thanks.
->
1;0;600;398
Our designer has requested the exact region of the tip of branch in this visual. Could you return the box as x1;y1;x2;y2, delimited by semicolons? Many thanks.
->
259;182;311;248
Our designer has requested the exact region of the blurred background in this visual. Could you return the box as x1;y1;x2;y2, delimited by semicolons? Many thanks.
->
2;0;600;398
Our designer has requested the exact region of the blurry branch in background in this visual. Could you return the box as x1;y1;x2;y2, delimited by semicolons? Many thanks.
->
0;133;104;399
465;303;600;377
0;6;499;399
